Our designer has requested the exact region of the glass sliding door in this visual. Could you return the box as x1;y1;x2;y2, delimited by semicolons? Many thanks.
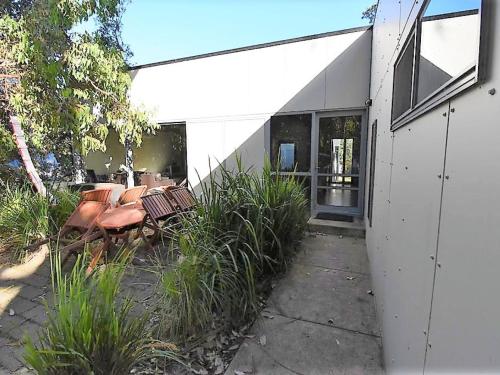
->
312;111;366;216
268;110;366;217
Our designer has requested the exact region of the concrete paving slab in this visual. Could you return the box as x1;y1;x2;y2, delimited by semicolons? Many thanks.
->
226;233;383;375
266;262;379;336
296;235;369;275
226;314;383;375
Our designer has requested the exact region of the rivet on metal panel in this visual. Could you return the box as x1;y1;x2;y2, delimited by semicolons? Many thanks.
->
398;267;401;271
450;108;455;113
423;330;427;335
401;218;405;222
430;255;435;260
428;343;432;348
488;88;496;95
394;314;398;318
437;263;442;268
445;175;449;180
442;112;447;117
437;174;442;179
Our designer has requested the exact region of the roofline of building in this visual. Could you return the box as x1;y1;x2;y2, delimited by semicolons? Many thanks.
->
128;25;371;71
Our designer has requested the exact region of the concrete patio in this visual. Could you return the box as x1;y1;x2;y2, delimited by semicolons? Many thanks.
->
0;246;159;374
226;233;383;374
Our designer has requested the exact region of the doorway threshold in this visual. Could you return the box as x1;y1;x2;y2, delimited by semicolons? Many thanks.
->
307;217;365;238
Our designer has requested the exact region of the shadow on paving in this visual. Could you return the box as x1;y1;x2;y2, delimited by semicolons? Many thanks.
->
0;241;163;374
226;233;384;375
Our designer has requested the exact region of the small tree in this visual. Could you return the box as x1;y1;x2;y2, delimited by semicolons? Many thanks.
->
0;0;156;192
362;3;378;24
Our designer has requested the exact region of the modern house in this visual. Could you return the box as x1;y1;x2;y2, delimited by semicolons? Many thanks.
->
85;0;500;372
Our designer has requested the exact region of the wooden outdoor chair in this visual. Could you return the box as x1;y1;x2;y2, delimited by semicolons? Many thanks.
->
139;192;179;249
56;188;113;266
116;185;147;207
164;186;196;213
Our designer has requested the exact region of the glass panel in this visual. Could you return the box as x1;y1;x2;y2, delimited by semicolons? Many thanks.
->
279;143;295;171
133;123;187;181
317;115;361;208
392;33;415;120
270;114;311;172
318;188;358;207
417;0;480;103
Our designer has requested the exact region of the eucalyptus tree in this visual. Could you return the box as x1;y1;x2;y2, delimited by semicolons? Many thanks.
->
0;0;155;192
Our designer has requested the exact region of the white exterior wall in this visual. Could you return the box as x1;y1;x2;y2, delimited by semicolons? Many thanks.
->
129;28;372;185
366;1;500;373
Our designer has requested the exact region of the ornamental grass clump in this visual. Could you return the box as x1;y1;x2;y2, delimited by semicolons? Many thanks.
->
25;251;178;375
159;156;308;338
0;184;49;260
0;184;79;261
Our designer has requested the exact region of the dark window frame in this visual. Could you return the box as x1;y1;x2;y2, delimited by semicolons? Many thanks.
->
391;0;487;131
367;120;377;227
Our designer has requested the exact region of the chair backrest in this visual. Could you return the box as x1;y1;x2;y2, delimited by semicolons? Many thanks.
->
80;188;112;203
117;185;147;206
165;186;196;211
63;188;112;231
64;201;109;230
141;193;177;221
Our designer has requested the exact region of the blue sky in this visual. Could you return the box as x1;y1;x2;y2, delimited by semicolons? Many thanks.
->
121;0;376;67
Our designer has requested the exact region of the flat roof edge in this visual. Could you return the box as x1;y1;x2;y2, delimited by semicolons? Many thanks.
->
129;25;371;71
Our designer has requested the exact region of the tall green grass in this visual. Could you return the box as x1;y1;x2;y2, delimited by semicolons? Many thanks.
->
0;184;79;261
159;157;308;338
25;251;178;374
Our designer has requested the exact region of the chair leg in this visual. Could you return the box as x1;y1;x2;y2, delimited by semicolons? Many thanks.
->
86;240;109;275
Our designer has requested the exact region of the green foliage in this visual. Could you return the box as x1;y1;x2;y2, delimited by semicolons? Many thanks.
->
0;184;79;260
159;157;308;338
160;224;257;338
25;252;177;374
362;3;378;24
0;184;49;259
48;186;80;231
0;0;157;163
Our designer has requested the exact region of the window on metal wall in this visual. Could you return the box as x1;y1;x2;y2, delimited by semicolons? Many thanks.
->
367;120;377;227
392;31;416;121
391;0;483;130
270;114;311;172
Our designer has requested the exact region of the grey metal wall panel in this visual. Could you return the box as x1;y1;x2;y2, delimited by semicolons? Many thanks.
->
382;105;448;373
324;30;372;110
424;4;500;366
368;0;500;372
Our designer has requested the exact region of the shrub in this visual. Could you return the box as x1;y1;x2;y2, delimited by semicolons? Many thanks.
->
159;157;308;338
160;222;257;338
0;184;79;261
0;184;49;260
25;251;177;374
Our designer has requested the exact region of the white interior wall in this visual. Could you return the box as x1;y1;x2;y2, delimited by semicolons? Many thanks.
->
367;1;500;373
129;29;372;185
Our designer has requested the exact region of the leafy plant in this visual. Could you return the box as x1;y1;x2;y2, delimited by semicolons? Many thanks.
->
160;222;257;338
0;183;79;261
158;156;308;338
25;251;178;374
0;184;49;260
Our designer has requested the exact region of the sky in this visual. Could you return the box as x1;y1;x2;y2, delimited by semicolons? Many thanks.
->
121;0;376;67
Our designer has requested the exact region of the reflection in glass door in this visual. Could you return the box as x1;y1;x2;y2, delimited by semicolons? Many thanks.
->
313;112;366;216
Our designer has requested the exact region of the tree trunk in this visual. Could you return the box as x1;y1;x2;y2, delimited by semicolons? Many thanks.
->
72;148;86;183
124;136;134;188
10;115;46;195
